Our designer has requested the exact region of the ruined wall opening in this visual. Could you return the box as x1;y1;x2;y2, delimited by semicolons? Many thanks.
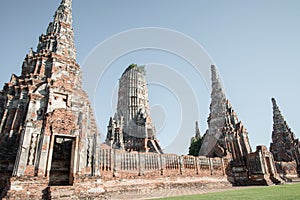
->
49;136;74;186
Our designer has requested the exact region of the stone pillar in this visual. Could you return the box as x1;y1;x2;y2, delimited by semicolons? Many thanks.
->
74;136;80;176
196;157;200;175
138;152;145;176
46;134;55;177
159;154;165;175
209;158;213;175
13;123;34;176
93;133;101;176
179;155;184;175
69;136;78;183
258;150;266;174
113;149;118;177
12;128;26;177
85;137;93;174
222;158;226;175
35;130;51;177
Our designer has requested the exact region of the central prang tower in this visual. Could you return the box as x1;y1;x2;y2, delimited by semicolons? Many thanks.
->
106;64;163;153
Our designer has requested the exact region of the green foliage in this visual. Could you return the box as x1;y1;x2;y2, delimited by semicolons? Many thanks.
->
156;183;300;200
188;137;202;156
123;63;146;75
128;63;138;69
123;63;137;74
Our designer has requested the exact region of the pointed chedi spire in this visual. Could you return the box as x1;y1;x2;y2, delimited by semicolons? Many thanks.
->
271;98;291;133
195;121;201;139
54;0;73;26
28;48;34;57
37;0;76;60
199;65;227;156
61;0;73;7
199;65;252;159
211;65;227;102
270;98;297;162
198;65;253;185
188;121;203;156
209;65;227;141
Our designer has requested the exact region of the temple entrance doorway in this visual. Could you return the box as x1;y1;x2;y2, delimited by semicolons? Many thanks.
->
49;136;74;186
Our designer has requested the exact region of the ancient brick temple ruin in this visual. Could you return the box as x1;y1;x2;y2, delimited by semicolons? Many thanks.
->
199;65;252;158
105;64;163;153
0;0;299;199
199;65;252;185
188;121;203;156
0;0;100;197
270;98;300;180
198;65;282;185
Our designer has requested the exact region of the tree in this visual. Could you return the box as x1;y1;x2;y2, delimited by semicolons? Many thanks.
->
188;136;203;156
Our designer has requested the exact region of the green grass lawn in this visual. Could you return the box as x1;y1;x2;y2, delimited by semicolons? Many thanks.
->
157;183;300;200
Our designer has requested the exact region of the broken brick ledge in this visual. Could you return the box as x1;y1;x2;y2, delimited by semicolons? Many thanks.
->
2;175;231;199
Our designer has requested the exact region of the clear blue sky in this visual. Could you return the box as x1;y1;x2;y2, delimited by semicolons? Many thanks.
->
1;0;300;154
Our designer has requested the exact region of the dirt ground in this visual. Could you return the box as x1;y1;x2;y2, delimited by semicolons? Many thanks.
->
101;176;244;199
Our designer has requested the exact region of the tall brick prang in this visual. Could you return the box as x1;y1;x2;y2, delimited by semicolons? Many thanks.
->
0;0;100;193
106;64;163;153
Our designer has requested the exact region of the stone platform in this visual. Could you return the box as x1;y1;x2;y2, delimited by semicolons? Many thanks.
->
2;176;231;199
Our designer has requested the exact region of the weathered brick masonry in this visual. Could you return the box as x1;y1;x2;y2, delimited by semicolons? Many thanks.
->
198;65;283;186
106;64;163;154
0;0;100;197
270;98;300;180
0;0;299;199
